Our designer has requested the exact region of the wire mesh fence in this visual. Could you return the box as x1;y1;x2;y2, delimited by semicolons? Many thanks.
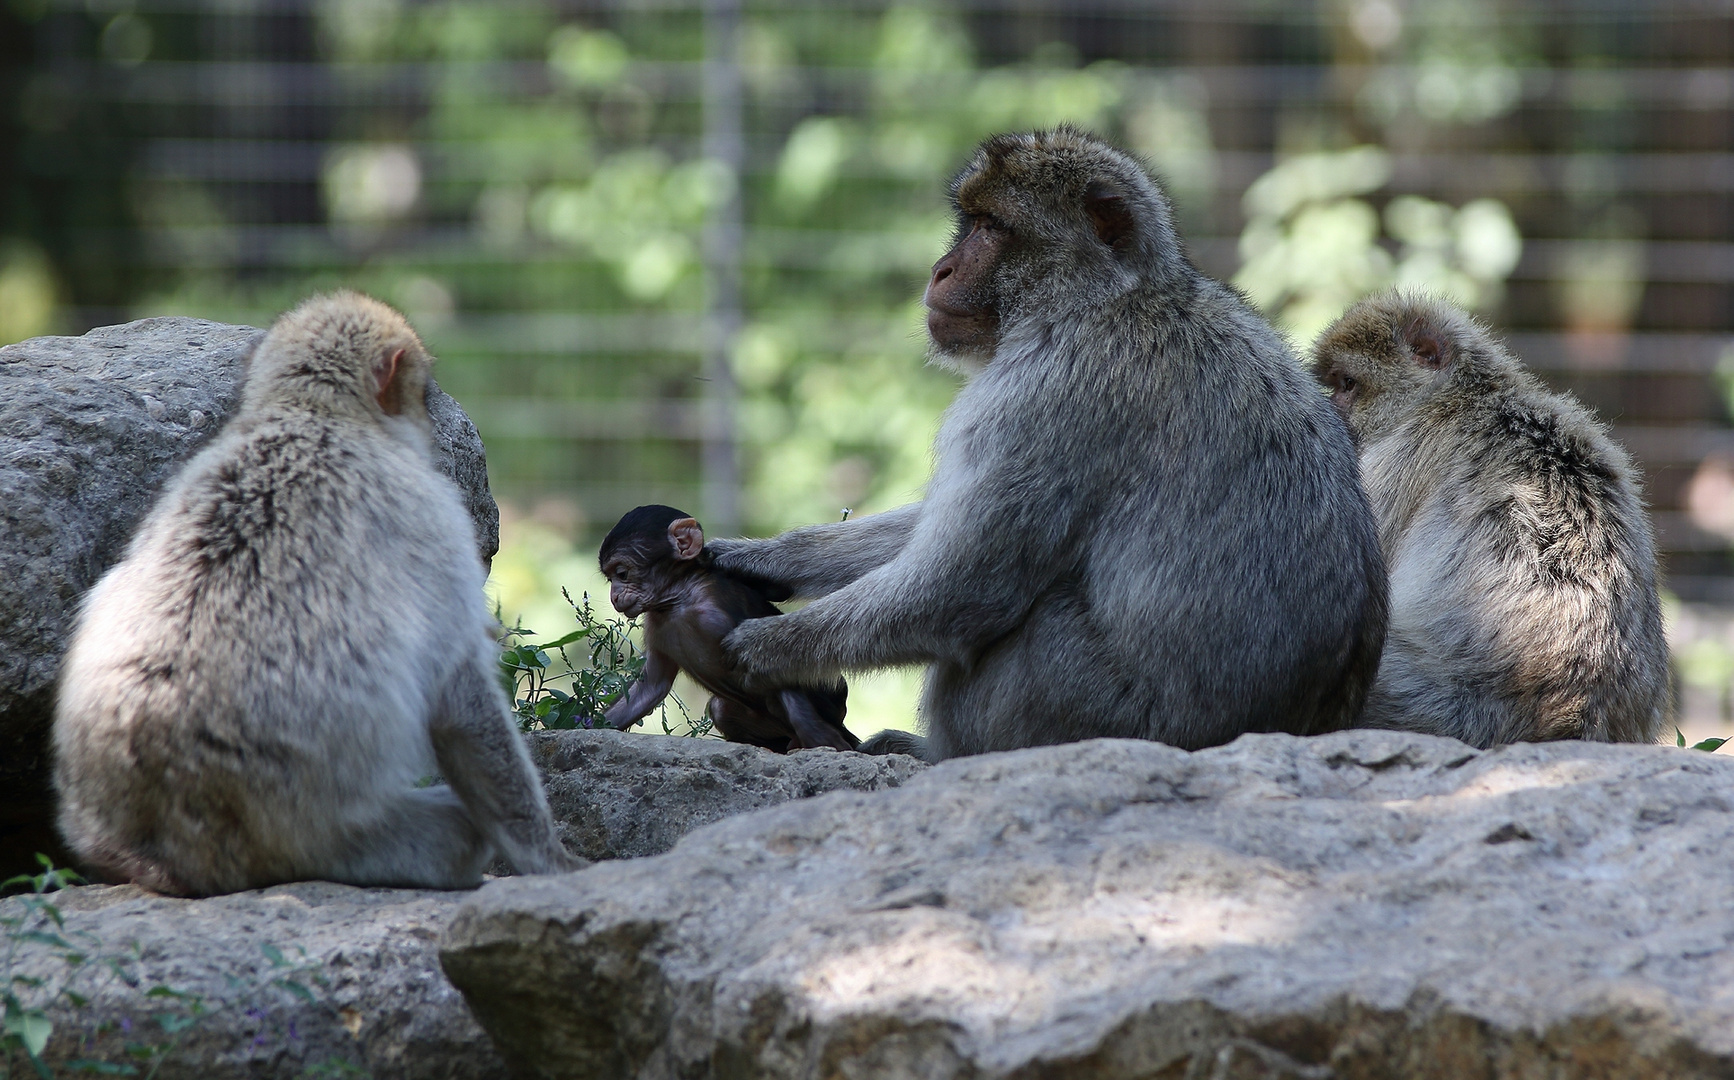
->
6;0;1734;599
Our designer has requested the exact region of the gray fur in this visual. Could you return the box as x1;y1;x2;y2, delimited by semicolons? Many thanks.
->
1312;293;1669;748
52;292;581;896
713;129;1387;762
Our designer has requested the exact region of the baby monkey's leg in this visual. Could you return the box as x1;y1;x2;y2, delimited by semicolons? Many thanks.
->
779;690;857;751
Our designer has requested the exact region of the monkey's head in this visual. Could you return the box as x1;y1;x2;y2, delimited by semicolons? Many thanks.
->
1311;293;1502;442
245;291;434;434
925;127;1181;372
599;504;705;618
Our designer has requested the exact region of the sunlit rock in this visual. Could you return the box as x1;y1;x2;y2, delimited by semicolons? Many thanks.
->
443;730;1734;1079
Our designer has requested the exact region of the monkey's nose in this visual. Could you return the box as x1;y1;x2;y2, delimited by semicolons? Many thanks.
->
924;266;952;306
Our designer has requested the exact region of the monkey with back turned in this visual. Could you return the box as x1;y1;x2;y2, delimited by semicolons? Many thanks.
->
1312;293;1669;747
598;504;857;753
54;291;582;896
706;128;1388;761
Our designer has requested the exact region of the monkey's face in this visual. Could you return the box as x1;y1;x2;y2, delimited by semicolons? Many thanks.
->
598;514;705;618
1311;343;1426;443
601;548;669;619
926;130;1162;371
603;566;652;619
926;211;1012;365
1312;299;1461;441
1313;353;1369;423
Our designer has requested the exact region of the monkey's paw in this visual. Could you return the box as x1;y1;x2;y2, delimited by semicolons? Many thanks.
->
724;616;832;688
705;537;776;578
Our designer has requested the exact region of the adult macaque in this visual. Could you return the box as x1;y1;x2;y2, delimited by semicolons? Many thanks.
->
1312;293;1669;747
54;292;583;896
709;128;1388;762
599;504;856;753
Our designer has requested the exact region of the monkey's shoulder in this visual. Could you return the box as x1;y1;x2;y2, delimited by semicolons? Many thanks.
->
705;571;788;623
1444;387;1634;500
160;414;455;572
699;553;794;605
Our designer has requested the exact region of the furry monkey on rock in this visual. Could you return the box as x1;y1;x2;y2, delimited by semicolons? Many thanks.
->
711;128;1389;762
53;292;583;896
1312;293;1669;748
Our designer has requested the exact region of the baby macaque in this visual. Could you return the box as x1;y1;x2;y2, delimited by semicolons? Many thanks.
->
1312;293;1669;748
598;505;857;752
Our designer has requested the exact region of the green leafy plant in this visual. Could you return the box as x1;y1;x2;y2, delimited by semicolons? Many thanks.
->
500;588;708;737
1676;728;1730;753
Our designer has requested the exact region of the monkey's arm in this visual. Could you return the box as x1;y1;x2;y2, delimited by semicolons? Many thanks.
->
602;648;678;730
706;503;921;599
724;460;1076;684
430;657;587;875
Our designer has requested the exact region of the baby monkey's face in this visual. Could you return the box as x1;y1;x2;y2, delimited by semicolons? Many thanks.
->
599;516;706;619
601;554;657;619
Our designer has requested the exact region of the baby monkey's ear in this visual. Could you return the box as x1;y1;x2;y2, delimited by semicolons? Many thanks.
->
668;517;705;561
1400;315;1454;370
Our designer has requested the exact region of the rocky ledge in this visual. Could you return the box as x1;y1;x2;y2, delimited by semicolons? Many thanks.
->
0;730;925;1079
442;730;1734;1080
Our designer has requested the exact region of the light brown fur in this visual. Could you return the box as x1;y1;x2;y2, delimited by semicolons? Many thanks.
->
1313;293;1669;747
53;292;583;896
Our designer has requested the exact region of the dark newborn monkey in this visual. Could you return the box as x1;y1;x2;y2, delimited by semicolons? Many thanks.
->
598;505;857;753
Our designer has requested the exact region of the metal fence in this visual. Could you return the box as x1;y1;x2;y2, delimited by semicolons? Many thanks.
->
7;0;1734;597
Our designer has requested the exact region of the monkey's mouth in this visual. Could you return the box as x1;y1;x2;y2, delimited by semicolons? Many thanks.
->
925;305;1000;352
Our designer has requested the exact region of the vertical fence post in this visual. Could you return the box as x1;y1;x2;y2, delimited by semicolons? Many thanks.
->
701;0;743;535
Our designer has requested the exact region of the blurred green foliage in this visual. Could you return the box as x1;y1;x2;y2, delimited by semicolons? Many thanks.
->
1235;146;1521;343
114;2;1528;536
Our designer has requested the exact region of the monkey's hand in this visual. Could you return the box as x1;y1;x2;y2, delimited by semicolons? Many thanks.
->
705;538;787;586
723;614;843;690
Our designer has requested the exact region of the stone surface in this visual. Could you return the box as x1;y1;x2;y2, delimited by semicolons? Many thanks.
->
0;317;500;875
1;733;924;1077
527;728;928;862
442;730;1734;1080
2;882;497;1079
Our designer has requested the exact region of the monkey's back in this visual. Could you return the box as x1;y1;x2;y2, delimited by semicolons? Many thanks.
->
52;408;486;894
1366;374;1668;746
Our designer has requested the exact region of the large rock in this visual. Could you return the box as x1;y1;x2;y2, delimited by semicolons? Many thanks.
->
3;882;501;1080
442;730;1734;1079
0;317;500;876
526;728;927;861
0;732;926;1077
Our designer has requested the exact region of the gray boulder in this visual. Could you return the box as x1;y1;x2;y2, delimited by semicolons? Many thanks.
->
526;728;927;861
3;882;502;1080
442;730;1734;1080
0;317;499;876
0;731;926;1078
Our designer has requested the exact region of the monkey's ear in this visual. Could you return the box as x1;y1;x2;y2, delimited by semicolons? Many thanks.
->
373;348;405;413
1085;182;1135;250
668;518;704;561
1400;318;1453;370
